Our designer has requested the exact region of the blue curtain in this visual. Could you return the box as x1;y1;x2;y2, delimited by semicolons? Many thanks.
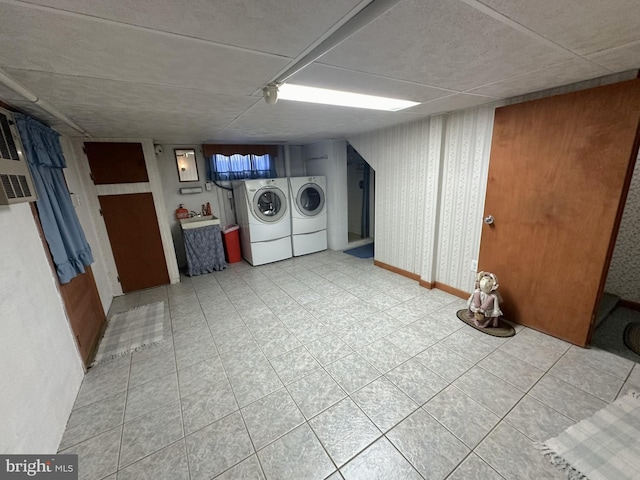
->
14;113;94;284
207;153;275;181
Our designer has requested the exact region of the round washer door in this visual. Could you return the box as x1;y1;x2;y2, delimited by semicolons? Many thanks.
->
296;183;325;217
252;186;287;223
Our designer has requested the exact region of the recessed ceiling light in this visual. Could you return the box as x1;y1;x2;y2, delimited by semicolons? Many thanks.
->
276;84;420;111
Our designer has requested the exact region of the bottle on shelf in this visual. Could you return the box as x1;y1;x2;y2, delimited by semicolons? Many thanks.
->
175;204;189;220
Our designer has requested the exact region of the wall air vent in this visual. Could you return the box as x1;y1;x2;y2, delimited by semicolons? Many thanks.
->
0;107;37;205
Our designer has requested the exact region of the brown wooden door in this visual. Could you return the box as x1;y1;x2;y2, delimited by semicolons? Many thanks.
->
31;204;105;366
478;79;640;346
85;142;149;184
99;193;169;292
59;266;106;364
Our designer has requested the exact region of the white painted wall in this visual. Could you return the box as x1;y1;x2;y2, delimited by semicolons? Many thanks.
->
0;203;84;453
67;138;180;291
287;145;305;177
155;145;230;268
304;140;348;250
606;152;640;303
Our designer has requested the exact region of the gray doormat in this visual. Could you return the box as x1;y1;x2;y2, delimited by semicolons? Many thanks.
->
456;309;516;337
593;307;640;363
92;301;165;366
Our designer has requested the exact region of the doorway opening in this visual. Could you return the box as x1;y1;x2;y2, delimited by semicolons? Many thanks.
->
347;143;375;248
593;152;640;362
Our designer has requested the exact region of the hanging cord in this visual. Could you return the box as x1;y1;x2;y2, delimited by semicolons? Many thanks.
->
212;179;233;191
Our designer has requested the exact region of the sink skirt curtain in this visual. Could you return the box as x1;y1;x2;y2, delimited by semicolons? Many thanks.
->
183;224;227;275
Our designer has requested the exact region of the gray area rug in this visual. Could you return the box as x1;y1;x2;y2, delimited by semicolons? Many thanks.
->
592;306;640;363
92;301;165;366
541;391;640;480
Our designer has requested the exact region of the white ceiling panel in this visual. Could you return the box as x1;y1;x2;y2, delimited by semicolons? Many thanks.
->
477;0;640;56
341;111;426;136
319;0;573;91
5;68;258;117
468;59;611;98
0;0;638;144
0;83;24;103
57;104;238;143
0;99;79;136
21;0;365;58
0;3;287;95
587;41;640;73
221;100;422;143
289;64;454;102
406;93;498;116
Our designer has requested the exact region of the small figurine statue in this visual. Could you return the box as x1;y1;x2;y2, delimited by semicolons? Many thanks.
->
467;271;502;328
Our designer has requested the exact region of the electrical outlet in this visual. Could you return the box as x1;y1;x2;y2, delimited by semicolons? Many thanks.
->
470;259;478;271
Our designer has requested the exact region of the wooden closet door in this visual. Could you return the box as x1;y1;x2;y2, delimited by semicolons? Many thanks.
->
478;79;640;346
85;142;148;184
98;193;169;293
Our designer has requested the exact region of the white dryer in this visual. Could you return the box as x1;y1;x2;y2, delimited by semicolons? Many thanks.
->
288;176;327;256
232;178;292;266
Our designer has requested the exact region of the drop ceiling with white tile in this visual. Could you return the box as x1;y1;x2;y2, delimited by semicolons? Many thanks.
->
0;0;638;143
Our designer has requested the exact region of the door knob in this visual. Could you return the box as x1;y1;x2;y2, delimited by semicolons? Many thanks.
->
484;215;495;225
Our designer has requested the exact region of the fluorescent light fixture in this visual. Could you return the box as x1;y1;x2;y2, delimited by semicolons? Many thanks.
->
277;84;420;111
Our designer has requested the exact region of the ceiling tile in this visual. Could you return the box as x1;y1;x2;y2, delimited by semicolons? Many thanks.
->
2;0;638;144
221;100;423;143
0;3;288;95
586;41;640;73
319;0;573;91
406;93;497;116
288;64;454;102
5;68;258;117
0;99;79;136
477;0;640;55
468;59;611;98
57;103;235;142
0;83;25;103
21;0;364;58
500;70;639;108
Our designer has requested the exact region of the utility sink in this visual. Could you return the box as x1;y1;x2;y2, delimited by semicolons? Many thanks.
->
180;215;220;229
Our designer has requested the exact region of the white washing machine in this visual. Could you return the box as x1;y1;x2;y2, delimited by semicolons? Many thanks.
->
288;176;327;256
232;178;292;266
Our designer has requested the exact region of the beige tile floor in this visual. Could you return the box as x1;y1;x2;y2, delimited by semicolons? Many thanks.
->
58;250;640;480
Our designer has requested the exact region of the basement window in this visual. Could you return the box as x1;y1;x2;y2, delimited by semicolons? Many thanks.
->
207;153;274;181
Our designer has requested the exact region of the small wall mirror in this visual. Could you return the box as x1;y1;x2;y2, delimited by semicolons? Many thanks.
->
175;149;199;182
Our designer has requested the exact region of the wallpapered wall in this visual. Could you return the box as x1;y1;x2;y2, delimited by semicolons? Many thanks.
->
435;106;494;292
349;73;639;296
349;107;494;293
349;119;434;277
606;151;640;303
